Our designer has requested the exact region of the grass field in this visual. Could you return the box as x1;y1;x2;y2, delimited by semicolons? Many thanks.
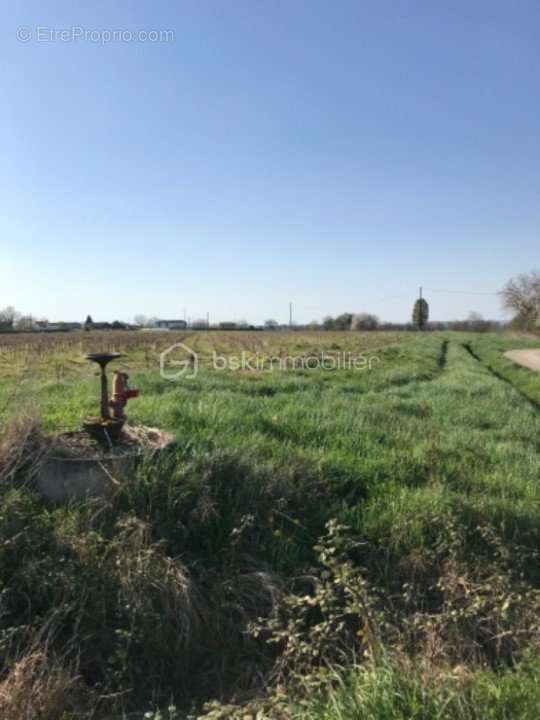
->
0;329;540;718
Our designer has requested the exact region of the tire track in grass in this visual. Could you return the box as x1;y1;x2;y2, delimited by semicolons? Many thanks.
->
463;342;540;415
438;339;449;369
359;340;540;551
427;341;540;471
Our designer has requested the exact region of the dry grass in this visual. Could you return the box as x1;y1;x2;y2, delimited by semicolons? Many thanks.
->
0;415;48;486
114;517;201;650
0;650;89;720
0;329;407;380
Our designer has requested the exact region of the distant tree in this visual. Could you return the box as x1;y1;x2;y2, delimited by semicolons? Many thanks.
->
322;316;335;331
334;313;353;330
191;318;207;329
322;313;354;331
0;306;20;329
264;319;278;330
84;315;93;331
16;315;36;331
352;313;379;331
133;314;148;327
500;271;540;331
467;312;484;332
412;298;429;330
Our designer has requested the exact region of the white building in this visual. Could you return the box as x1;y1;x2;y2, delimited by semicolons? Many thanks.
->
155;319;187;330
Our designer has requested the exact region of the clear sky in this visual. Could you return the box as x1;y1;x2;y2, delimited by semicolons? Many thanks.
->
2;1;539;324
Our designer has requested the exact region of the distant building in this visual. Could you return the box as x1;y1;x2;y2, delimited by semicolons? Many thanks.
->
218;321;238;329
155;319;187;330
38;321;82;332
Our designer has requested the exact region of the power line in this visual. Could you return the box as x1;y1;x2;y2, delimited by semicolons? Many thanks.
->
423;287;500;296
271;286;500;326
373;287;499;302
372;292;418;302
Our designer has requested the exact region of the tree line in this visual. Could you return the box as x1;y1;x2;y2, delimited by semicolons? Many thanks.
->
1;271;538;334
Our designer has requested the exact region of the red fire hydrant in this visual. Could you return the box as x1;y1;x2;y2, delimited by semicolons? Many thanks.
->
110;371;139;420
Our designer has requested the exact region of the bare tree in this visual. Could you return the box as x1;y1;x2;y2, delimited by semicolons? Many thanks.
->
191;318;208;329
133;314;148;327
467;312;484;332
0;306;20;328
16;315;36;331
352;313;379;330
500;271;540;330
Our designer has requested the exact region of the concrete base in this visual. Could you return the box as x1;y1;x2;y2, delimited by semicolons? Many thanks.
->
36;426;175;501
36;454;135;501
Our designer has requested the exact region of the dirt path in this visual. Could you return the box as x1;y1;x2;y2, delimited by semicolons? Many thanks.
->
504;349;540;372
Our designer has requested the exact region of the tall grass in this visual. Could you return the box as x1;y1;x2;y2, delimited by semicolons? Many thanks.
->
466;332;540;406
0;331;539;717
289;657;540;720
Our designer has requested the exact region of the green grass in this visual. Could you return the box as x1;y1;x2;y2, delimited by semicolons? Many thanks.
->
466;332;540;406
289;657;540;720
1;330;540;717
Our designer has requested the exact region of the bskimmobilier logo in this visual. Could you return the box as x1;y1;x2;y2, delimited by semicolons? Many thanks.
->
160;343;380;381
160;343;198;380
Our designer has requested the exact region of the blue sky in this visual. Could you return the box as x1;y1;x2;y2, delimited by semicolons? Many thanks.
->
2;1;539;324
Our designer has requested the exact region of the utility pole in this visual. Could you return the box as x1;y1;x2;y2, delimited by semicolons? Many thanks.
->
206;312;210;328
289;302;293;328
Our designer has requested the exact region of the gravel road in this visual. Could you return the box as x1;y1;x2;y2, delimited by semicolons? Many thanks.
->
504;349;540;371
